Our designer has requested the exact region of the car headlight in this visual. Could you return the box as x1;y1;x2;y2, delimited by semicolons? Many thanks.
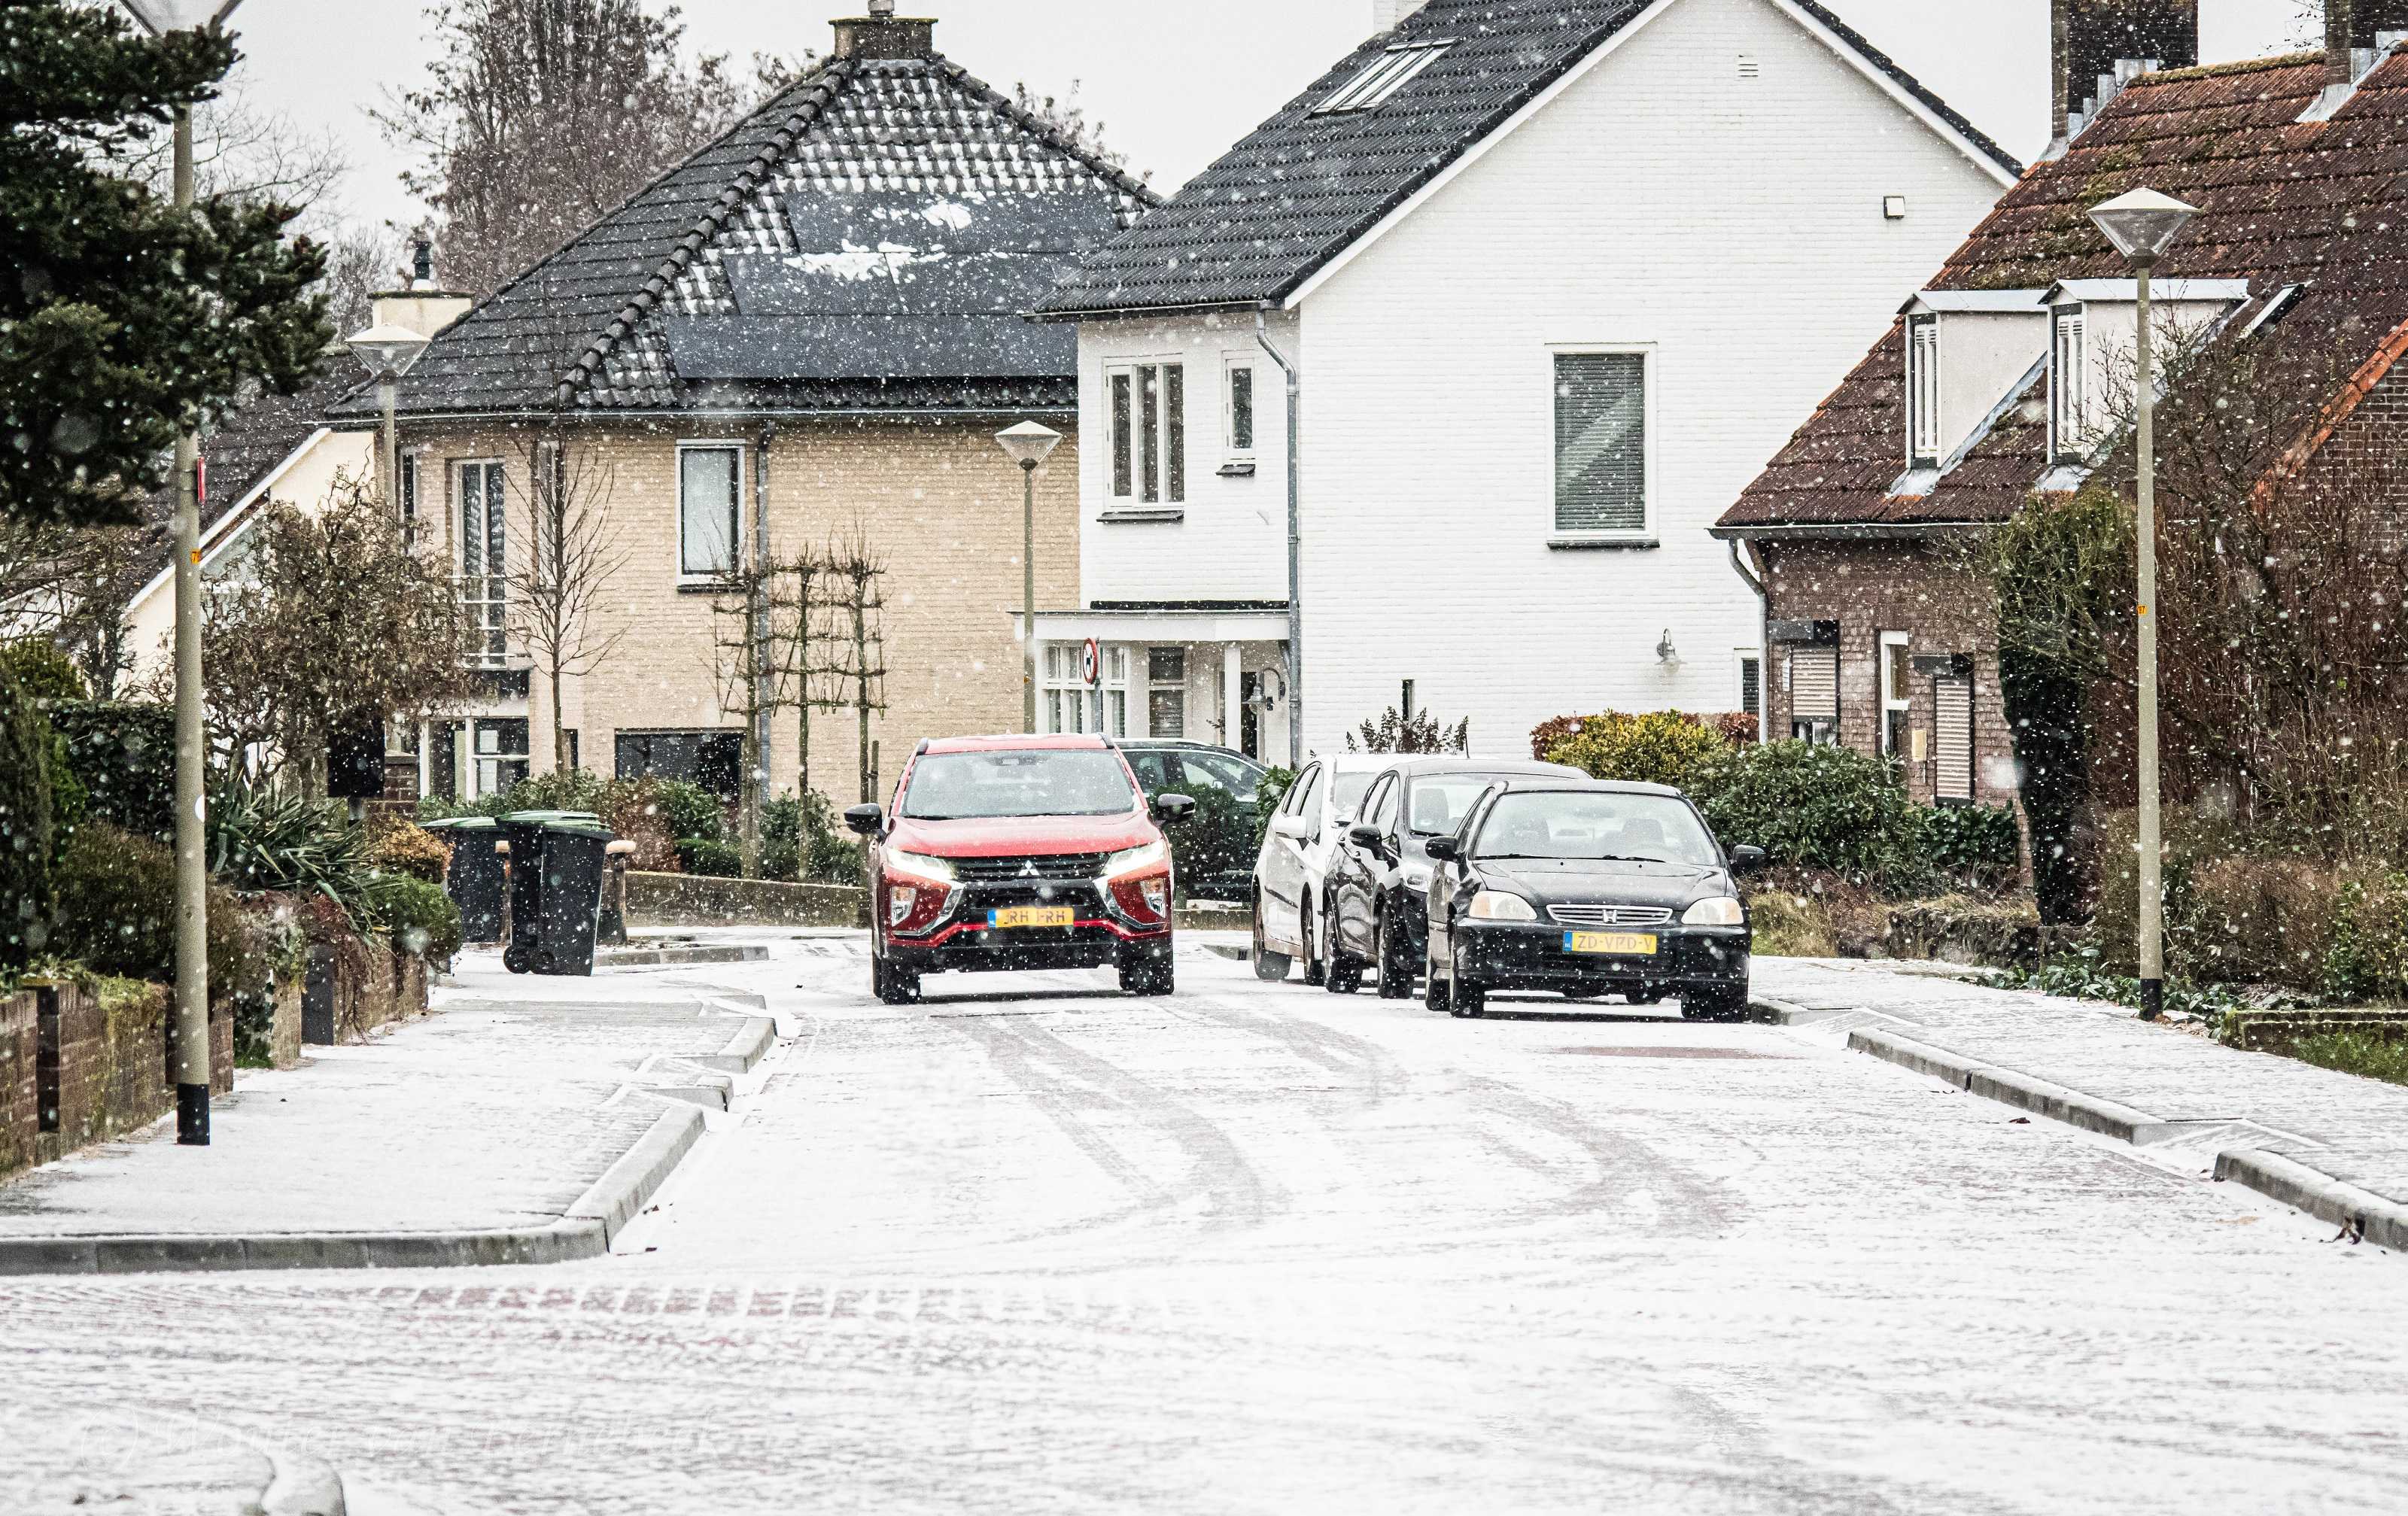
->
889;886;918;925
1103;840;1169;877
1467;891;1537;922
887;849;956;884
1683;896;1746;926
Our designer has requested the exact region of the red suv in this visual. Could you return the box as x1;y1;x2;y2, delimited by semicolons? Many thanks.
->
845;735;1194;1004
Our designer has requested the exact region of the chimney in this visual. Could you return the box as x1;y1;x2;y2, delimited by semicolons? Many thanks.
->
372;237;473;340
1373;0;1432;32
2051;1;2199;149
2329;2;2408;85
832;2;934;61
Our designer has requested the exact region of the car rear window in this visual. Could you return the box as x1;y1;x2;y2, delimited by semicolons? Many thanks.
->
901;750;1139;819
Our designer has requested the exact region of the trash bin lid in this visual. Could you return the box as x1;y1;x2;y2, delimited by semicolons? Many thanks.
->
498;810;603;825
421;815;500;831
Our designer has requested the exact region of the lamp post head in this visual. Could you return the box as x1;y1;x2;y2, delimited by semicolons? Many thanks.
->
2089;187;2200;265
119;0;243;34
346;323;429;382
996;420;1063;470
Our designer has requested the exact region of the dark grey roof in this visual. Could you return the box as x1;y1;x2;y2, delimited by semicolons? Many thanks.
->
1036;0;2020;318
334;53;1156;421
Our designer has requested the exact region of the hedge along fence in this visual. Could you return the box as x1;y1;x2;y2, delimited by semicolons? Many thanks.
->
627;872;868;929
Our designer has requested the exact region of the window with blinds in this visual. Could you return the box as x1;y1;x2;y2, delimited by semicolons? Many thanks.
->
1908;315;1941;463
1789;645;1838;743
1933;675;1975;802
1554;353;1647;535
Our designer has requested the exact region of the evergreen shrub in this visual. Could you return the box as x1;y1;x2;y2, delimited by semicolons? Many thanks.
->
368;874;463;963
53;822;247;989
1691;741;1913;877
0;661;56;968
676;839;743;878
50;700;176;840
1542;710;1732;792
1913;805;2023;893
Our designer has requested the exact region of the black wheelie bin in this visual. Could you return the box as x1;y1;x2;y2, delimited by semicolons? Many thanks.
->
422;815;507;943
497;811;616;976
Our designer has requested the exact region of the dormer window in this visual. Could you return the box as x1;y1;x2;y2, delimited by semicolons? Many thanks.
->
1314;41;1454;114
2050;305;2087;462
1906;314;1942;465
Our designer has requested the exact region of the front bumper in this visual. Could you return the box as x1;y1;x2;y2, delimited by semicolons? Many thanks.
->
885;879;1169;974
1453;920;1747;992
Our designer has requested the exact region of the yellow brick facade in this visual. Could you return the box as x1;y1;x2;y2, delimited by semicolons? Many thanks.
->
401;414;1079;806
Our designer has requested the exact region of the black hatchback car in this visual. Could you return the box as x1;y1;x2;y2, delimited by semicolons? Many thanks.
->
1319;757;1586;998
1421;781;1763;1020
1119;741;1268;904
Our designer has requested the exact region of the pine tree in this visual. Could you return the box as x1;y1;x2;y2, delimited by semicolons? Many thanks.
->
0;1;332;529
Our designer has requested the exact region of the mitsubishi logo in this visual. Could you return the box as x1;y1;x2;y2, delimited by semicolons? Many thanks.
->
1019;861;1041;879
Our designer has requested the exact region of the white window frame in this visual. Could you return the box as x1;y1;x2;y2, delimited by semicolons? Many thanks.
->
1906;314;1942;464
455;457;509;668
1222;355;1258;460
2050;306;2087;463
1314;41;1455;115
1105;360;1186;505
1147;645;1187;739
1548;343;1655;543
1737;650;1762;724
1879;631;1912;758
675;440;746;581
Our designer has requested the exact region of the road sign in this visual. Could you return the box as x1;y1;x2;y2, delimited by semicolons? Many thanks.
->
1082;637;1101;688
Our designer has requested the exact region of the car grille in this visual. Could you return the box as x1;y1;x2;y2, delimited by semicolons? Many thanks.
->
1546;904;1675;928
950;852;1114;883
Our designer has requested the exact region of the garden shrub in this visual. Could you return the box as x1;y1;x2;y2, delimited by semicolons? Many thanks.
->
2185;855;2346;991
365;819;451;884
676;838;743;878
49;700;176;841
2090;807;2249;979
1914;805;2023;894
0;661;57;969
2324;873;2408;1004
653;779;728;846
1164;785;1252;900
207;778;375;919
1252;766;1295;847
53;822;247;989
1533;710;1756;763
0;639;87;703
1691;741;1913;878
366;874;463;964
1542;710;1732;793
762;791;859;884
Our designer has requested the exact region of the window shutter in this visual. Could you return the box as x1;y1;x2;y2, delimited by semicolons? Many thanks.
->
1909;317;1941;462
1741;657;1762;717
1934;676;1975;801
1554;354;1646;533
1791;646;1838;721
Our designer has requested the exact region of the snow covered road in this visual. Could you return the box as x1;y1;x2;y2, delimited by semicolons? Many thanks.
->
4;936;2404;1514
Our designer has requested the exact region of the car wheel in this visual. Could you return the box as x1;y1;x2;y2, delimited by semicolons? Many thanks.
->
1118;942;1175;996
1422;943;1452;1014
874;955;920;1007
1376;912;1415;1000
1449;946;1486;1019
1300;894;1327;987
1324;900;1362;994
1680;983;1749;1022
1251;892;1291;981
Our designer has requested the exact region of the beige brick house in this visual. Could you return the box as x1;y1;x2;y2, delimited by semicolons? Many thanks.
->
330;8;1153;810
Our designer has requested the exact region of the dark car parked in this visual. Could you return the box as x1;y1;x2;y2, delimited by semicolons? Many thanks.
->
1319;758;1586;998
1421;781;1764;1020
1119;740;1268;904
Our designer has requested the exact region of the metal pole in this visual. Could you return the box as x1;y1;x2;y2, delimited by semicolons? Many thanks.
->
2135;257;2163;1021
169;102;210;1144
1022;458;1038;734
379;377;398;518
1256;309;1302;767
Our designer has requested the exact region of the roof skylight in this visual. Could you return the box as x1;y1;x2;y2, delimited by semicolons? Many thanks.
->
1313;41;1455;114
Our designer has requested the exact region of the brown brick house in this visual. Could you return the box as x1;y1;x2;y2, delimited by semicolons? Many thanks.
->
1715;0;2408;816
330;8;1154;809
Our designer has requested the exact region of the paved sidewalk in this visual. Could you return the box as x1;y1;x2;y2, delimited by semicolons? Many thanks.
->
1757;957;2408;1247
0;951;779;1272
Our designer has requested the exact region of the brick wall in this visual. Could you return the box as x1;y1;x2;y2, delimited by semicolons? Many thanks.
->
1756;536;2019;810
400;415;1078;806
0;991;35;1179
0;982;181;1183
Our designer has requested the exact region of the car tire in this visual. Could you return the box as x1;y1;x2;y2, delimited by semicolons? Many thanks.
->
1449;946;1485;1019
1422;944;1452;1014
1324;901;1362;994
1376;912;1415;1000
1680;983;1749;1022
873;955;920;1006
1118;943;1175;996
1300;895;1327;987
1251;893;1291;982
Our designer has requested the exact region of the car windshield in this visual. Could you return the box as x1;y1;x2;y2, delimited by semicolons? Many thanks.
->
1471;791;1721;867
1330;772;1373;820
1406;773;1525;837
1180;750;1264;797
901;749;1138;819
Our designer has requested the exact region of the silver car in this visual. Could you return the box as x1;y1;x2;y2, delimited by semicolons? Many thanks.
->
1251;755;1387;983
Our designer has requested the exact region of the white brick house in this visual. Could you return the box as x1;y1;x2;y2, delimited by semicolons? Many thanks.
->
1033;0;2019;765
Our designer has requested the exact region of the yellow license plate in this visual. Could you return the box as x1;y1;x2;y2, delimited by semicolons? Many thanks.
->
989;906;1075;929
1564;931;1658;956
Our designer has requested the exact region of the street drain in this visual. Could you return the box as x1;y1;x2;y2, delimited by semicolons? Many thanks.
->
1548;1046;1789;1060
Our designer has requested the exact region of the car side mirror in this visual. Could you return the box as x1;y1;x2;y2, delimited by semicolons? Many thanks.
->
843;804;886;839
1154;792;1196;822
1346;823;1385;853
1424;837;1460;862
1728;844;1767;875
1270;813;1310;841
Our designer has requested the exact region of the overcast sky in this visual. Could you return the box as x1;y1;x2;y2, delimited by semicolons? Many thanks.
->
222;0;2318;237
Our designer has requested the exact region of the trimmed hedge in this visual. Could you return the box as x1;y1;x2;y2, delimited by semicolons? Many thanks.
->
50;700;176;842
53;822;250;991
0;661;56;968
677;838;743;878
1914;805;2022;893
368;874;463;963
1542;709;1731;792
1692;741;1914;878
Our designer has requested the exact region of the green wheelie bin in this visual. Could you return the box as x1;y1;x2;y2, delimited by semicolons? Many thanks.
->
422;815;507;943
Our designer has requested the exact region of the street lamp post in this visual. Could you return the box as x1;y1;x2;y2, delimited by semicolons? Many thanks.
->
996;422;1063;734
121;0;245;1147
2090;187;2199;1024
345;324;430;522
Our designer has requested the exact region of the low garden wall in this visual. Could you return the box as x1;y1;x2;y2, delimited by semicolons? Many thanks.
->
1880;902;2083;972
303;942;433;1046
627;872;868;929
0;980;216;1184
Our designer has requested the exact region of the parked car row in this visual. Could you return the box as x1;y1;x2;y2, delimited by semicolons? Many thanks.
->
1252;755;1762;1020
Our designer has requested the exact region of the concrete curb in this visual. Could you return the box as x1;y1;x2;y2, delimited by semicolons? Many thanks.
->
0;1104;706;1277
1761;992;2408;1251
689;1016;776;1075
2215;1148;2408;1251
257;1439;348;1516
596;943;770;968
